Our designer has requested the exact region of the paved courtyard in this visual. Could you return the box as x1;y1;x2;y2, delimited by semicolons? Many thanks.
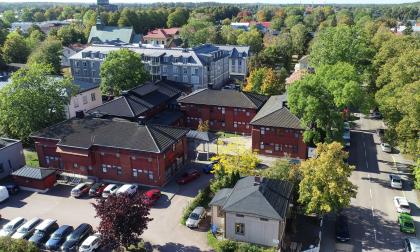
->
0;162;213;252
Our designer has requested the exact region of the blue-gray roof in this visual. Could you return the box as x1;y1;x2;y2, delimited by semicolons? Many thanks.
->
12;166;56;180
211;176;293;220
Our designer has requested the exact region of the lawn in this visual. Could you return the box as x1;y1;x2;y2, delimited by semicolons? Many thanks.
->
24;150;39;167
215;131;241;138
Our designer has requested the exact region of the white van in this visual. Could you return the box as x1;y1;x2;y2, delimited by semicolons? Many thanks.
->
0;186;9;202
79;234;101;252
116;184;137;196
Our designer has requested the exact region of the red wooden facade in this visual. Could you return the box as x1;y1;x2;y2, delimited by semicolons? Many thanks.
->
251;125;307;159
13;173;56;191
33;137;188;187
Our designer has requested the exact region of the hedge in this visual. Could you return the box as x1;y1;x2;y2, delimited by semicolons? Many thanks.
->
0;237;39;252
180;185;212;225
207;231;276;252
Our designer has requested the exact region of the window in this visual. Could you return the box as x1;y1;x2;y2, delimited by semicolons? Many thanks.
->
91;93;96;102
260;218;268;221
235;223;245;235
260;142;264;149
101;164;107;173
183;67;188;74
83;61;87;67
132;169;138;177
73;163;78;168
221;107;225;114
294;131;300;139
92;70;96;77
162;65;167;74
163;57;169;63
172;144;176;151
173;66;179;73
116;166;122;175
238;59;242;66
74;98;79;108
234;122;237;128
192;67;198;75
246;111;250;116
275;144;280;151
82;95;88;105
148;171;154;180
260;128;265;135
76;61;80;67
183;75;188;83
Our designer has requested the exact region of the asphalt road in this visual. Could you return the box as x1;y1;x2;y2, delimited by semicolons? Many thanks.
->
321;114;418;252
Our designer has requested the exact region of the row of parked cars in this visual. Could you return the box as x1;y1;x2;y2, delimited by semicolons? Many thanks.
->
0;217;99;251
70;182;162;207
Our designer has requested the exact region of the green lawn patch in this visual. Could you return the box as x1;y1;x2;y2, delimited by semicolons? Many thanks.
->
215;132;241;139
24;150;39;167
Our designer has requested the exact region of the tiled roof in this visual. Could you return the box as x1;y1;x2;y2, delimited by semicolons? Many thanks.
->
88;25;138;44
12;166;56;180
147;109;184;126
144;28;180;39
213;176;293;220
31;117;189;153
250;95;303;129
177;89;268;109
87;81;182;119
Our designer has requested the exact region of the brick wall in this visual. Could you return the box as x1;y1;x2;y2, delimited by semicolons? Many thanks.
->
251;126;307;159
181;104;257;134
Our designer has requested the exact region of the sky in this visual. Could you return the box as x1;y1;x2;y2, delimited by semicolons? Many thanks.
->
0;0;419;4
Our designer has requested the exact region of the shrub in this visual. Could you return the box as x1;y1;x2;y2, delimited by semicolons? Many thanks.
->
217;240;238;252
0;237;39;252
125;240;147;252
180;185;212;225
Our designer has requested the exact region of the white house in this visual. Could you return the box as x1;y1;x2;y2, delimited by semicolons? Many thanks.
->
65;81;102;119
61;44;87;67
209;176;293;247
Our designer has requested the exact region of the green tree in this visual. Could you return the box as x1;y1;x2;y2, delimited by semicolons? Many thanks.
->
237;28;263;53
290;23;309;56
28;38;63;74
261;159;301;184
33;11;46;22
100;49;150;96
1;10;17;26
180;18;217;47
25;29;46;51
220;25;242;45
245;67;286;95
310;25;374;72
0;64;77;144
284;14;303;28
56;24;86;46
167;8;189;28
298;142;357;215
211;143;260;176
1;32;30;63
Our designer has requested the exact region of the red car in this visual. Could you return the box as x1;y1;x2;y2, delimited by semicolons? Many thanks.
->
143;189;161;206
88;183;107;197
177;170;200;185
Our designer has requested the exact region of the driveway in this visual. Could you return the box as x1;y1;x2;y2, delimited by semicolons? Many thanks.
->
0;162;213;252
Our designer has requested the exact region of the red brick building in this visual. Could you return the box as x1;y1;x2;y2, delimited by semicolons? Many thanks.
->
178;89;268;135
31;117;189;187
250;95;307;159
12;166;57;192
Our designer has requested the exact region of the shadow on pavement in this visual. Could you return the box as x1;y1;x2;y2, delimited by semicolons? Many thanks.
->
342;206;405;251
349;131;380;174
153;194;171;209
0;190;34;209
40;184;72;198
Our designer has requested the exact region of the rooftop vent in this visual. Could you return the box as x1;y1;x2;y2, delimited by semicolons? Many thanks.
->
254;176;261;186
138;116;146;125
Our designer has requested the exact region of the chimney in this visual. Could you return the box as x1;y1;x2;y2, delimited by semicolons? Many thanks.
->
138;116;146;126
121;90;129;96
282;101;288;108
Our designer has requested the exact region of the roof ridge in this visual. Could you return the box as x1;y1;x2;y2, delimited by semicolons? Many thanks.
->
144;125;161;152
242;91;260;108
251;106;282;124
122;96;136;117
178;88;207;101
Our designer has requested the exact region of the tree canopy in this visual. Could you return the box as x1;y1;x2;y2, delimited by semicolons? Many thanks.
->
0;64;76;144
298;142;357;215
100;48;150;96
244;67;287;96
211;143;260;176
1;31;30;63
28;38;63;74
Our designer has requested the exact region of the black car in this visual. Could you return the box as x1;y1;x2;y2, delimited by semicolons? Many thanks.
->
28;220;59;248
335;215;350;242
44;225;74;251
61;223;93;251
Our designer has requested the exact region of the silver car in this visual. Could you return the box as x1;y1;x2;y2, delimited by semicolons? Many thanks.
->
11;217;42;239
186;207;205;228
389;175;403;189
0;217;26;237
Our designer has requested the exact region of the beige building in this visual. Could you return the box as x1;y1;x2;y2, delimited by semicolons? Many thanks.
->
209;176;293;247
65;81;102;119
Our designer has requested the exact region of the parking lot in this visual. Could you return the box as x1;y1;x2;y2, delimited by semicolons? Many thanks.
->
0;162;213;251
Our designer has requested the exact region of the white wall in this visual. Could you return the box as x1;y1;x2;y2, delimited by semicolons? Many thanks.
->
211;205;225;228
65;87;102;119
225;212;282;247
61;47;77;67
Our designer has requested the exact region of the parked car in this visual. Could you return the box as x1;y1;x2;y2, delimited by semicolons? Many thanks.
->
381;143;392;153
71;182;93;198
45;225;74;251
399;213;416;234
143;189;161;206
28;219;59;247
404;238;420;252
0;186;9;202
61;223;93;251
335;215;350;242
394;196;411;214
0;217;26;237
102;184;119;198
4;183;20;195
88;183;107;197
177;170;200;185
116;184;137;196
11;217;42;240
389;175;403;189
79;234;101;252
186;206;205;228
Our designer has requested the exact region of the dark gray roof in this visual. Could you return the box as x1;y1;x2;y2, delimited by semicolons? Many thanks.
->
0;138;19;149
147;109;184;126
217;176;293;220
12;166;56;180
178;89;268;109
209;188;233;206
31;117;189;153
186;130;218;142
250;95;303;129
88;81;183;119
